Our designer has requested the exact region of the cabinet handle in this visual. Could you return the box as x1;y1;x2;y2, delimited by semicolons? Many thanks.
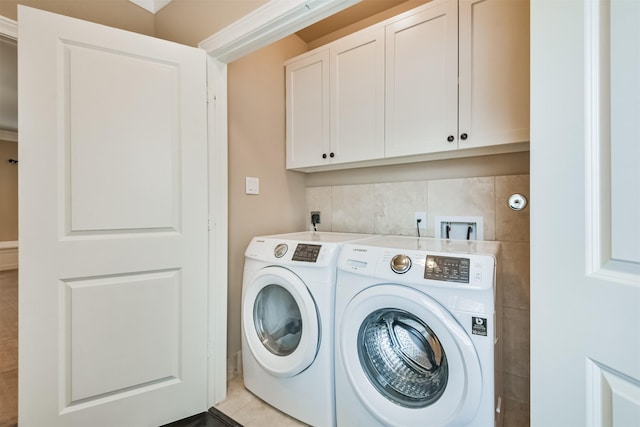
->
329;152;335;158
322;153;327;159
447;135;455;142
460;133;468;140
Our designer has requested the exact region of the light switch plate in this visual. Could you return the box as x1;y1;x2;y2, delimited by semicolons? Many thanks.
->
245;177;259;195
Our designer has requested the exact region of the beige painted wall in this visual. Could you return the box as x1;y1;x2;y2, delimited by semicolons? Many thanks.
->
306;152;529;187
0;140;18;241
154;0;268;47
306;0;430;49
0;0;156;36
226;34;309;357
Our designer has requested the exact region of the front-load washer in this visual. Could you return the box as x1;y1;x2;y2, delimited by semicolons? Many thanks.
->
241;231;377;427
334;236;502;427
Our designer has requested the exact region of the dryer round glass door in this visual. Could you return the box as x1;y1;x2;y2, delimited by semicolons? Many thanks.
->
243;266;320;377
253;284;302;356
339;285;482;427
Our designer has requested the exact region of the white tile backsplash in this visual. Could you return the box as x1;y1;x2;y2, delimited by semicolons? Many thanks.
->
330;184;376;233
427;176;496;240
373;181;427;236
495;174;530;242
306;187;332;231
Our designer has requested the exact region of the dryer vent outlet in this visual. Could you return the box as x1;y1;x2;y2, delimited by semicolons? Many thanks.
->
311;211;321;225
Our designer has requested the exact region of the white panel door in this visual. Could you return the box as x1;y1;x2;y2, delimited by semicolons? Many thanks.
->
285;49;330;169
18;6;208;426
458;0;530;150
330;26;384;164
531;0;640;425
385;0;458;158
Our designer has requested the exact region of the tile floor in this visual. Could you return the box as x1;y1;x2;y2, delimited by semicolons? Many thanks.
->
219;374;529;427
215;376;308;427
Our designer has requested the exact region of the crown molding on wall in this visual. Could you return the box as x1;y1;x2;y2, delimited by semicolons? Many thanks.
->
129;0;172;14
199;0;360;63
0;15;17;38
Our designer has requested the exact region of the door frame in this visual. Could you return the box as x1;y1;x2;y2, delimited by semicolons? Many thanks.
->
200;0;361;405
1;0;363;407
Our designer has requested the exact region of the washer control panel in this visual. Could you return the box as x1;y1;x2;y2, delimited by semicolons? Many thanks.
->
424;255;470;283
292;244;322;262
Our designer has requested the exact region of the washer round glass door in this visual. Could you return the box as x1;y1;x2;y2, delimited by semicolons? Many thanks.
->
340;284;482;427
243;266;319;377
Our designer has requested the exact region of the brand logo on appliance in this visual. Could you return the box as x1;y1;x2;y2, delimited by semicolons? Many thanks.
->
352;248;368;253
472;317;488;336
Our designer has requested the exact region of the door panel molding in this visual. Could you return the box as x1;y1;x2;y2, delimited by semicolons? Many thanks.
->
585;0;640;283
586;358;640;427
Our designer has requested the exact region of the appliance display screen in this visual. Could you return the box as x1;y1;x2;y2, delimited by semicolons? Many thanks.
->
292;244;321;262
424;255;470;283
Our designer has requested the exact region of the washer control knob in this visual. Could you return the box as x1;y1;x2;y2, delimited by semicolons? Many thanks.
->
274;243;288;258
390;254;411;274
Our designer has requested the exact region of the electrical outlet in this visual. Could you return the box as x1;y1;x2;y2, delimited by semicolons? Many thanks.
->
311;211;321;225
414;212;427;229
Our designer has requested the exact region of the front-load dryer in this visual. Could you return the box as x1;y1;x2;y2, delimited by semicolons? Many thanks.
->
334;236;502;427
241;231;376;427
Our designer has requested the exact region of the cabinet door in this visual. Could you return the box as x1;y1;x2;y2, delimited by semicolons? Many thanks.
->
385;0;458;158
331;27;385;164
285;49;330;169
458;0;530;149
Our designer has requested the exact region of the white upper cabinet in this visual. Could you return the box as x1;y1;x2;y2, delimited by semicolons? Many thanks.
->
285;0;530;172
285;49;330;169
286;27;384;170
331;26;385;164
457;0;530;150
385;0;458;157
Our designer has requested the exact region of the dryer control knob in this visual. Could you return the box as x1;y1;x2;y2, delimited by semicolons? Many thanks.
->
390;254;412;274
274;243;288;258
